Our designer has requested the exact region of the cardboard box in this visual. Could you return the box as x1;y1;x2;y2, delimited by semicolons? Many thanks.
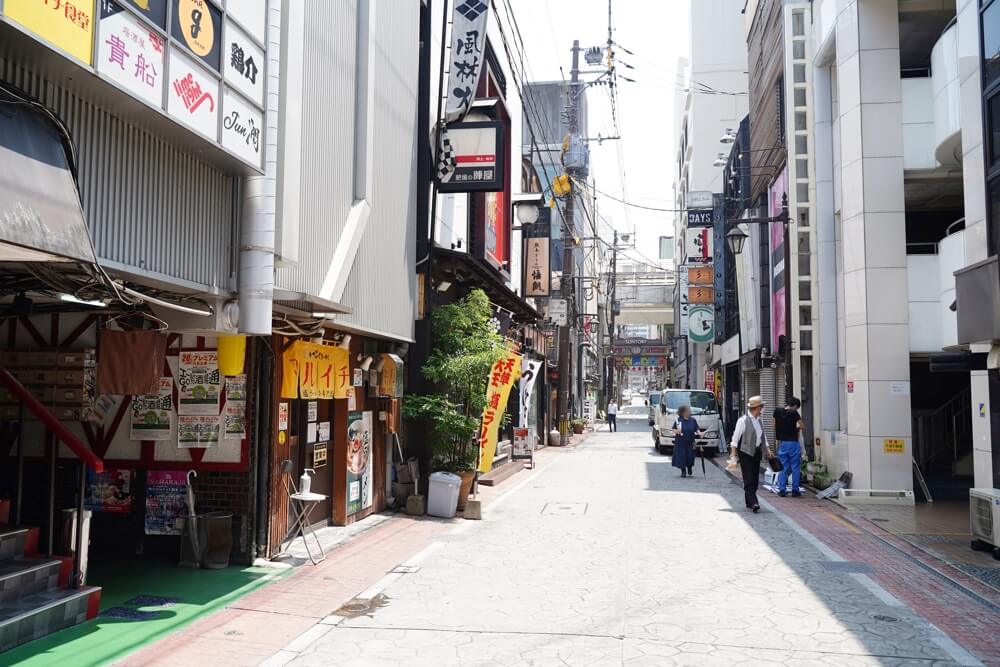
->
15;369;58;386
56;371;86;387
56;350;96;368
57;388;87;405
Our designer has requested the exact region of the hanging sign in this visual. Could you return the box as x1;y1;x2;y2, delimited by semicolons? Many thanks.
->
97;1;165;108
167;49;219;139
687;209;713;226
524;215;551;297
678;270;690;337
378;354;404;398
688;305;715;344
685;227;712;265
222;20;264;105
549;298;568;326
436;121;504;192
280;341;350;400
130;377;174;441
177;351;221;415
171;0;222;71
444;0;489;122
347;411;373;514
519;358;542;427
4;0;96;65
478;350;522;474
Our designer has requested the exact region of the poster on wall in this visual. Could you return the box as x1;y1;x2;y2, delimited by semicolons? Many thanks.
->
223;405;246;440
130;376;174;441
226;374;247;403
145;470;188;535
353;368;363;387
4;0;95;65
177;351;221;415
678;270;690;337
346;411;373;515
97;1;165;108
167;49;219;140
84;467;134;513
177;415;220;447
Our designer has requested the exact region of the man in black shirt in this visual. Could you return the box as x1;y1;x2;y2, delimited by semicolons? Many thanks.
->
773;397;804;497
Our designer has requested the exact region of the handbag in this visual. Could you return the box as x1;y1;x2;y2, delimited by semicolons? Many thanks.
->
767;456;783;473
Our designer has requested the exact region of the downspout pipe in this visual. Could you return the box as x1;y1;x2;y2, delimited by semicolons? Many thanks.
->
239;2;282;335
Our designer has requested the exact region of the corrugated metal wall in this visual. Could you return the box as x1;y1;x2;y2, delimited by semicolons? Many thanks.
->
275;0;417;342
0;57;237;292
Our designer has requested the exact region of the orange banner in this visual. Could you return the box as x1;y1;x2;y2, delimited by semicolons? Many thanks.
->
280;341;350;400
477;350;522;474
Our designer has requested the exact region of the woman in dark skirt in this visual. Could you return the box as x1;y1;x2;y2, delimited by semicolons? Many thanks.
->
671;405;702;478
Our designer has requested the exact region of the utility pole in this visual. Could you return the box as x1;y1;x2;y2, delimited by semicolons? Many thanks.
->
556;40;581;443
607;229;618;403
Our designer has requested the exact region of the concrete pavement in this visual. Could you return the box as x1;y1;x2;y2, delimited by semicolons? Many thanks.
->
271;428;983;666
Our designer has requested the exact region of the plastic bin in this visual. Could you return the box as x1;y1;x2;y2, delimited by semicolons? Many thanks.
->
426;472;461;518
202;512;233;569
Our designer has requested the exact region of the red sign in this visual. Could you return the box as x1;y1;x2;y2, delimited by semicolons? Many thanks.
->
704;369;714;391
847;381;854;394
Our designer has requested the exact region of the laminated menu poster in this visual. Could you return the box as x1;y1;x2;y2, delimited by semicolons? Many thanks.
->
177;351;221;415
346;411;373;515
130;377;174;441
177;415;221;447
145;471;188;535
84;467;134;513
224;405;246;440
226;374;248;404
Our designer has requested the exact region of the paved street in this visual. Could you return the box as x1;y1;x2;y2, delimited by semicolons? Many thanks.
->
273;429;981;666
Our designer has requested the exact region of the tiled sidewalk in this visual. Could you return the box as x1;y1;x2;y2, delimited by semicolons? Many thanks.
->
114;439;583;667
731;465;1000;666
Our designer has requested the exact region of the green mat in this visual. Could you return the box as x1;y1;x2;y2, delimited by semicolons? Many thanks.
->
4;559;288;667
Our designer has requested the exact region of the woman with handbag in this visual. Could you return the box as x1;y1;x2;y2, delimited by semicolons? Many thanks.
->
728;396;772;512
671;405;702;478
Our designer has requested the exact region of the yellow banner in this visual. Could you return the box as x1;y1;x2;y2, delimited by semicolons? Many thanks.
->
280;341;350;400
6;0;95;65
477;350;522;474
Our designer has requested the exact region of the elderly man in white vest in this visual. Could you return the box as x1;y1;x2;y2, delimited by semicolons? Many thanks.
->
729;396;772;513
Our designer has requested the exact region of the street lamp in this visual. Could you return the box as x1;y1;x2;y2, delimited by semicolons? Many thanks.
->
719;128;736;144
712;153;727;167
725;226;748;255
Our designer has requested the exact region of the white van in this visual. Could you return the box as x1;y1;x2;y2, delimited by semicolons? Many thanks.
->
652;389;724;455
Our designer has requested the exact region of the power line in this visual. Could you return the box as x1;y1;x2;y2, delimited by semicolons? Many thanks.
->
575;179;690;213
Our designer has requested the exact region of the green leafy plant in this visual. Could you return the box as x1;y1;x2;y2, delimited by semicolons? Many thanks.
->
404;289;507;472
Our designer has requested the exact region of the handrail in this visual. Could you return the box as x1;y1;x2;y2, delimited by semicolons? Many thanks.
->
0;367;104;472
945;217;966;237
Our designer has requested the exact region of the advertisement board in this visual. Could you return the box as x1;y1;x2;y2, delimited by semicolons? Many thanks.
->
436;122;504;192
97;2;165;108
167;49;219;139
347;411;373;515
5;0;95;64
768;167;788;356
685;227;712;265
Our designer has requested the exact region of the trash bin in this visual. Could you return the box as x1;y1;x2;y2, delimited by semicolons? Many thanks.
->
58;509;92;582
426;472;461;518
201;511;233;569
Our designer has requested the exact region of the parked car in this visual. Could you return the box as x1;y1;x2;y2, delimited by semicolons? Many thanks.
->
652;389;724;455
645;391;661;426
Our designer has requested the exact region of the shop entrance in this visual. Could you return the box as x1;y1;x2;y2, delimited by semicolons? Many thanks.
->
286;398;333;526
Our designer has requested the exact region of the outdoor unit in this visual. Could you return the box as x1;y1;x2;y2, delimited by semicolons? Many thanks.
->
969;488;1000;558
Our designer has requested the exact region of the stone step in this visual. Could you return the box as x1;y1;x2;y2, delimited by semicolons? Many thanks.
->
0;529;27;562
0;586;100;653
0;558;61;605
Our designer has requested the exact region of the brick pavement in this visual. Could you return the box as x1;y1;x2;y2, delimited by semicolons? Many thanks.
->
114;439;581;667
737;467;1000;666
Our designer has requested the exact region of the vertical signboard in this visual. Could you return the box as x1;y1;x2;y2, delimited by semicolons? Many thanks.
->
768;167;788;355
167;49;219;139
97;1;165;108
347;412;373;515
222;20;264;105
5;0;96;64
685;227;713;264
523;213;550;297
678;269;689;336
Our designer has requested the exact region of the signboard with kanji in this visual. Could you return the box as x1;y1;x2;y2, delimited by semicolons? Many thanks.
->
5;0;96;64
478;350;522;474
98;2;165;108
688;285;714;304
223;19;264;105
883;439;905;454
685;227;712;265
436;121;504;192
524;216;550;297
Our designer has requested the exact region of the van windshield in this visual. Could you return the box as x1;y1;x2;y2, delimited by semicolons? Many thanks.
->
649;393;660;406
664;391;718;415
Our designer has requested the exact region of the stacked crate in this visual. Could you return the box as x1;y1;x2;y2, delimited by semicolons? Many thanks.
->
0;350;97;422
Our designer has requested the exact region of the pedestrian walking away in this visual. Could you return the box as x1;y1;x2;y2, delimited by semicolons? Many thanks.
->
773;396;805;497
606;399;618;432
729;396;771;512
671;405;702;477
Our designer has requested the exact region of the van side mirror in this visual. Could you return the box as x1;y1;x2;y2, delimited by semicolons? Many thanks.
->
644;400;648;406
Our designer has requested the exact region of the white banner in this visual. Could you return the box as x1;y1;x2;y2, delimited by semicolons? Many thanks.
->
519;359;542;427
678;270;690;337
444;0;490;122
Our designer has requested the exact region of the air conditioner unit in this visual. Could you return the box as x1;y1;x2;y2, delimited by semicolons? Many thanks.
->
969;488;1000;558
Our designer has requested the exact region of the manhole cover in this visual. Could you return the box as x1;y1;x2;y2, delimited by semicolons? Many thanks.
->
100;607;157;621
125;595;181;607
873;614;898;622
333;594;389;619
818;561;874;574
541;502;588;516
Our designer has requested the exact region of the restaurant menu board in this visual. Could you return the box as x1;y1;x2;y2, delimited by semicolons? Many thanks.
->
145;470;188;534
130;377;173;441
177;351;221;415
223;405;245;440
346;411;373;515
226;374;247;403
85;467;134;513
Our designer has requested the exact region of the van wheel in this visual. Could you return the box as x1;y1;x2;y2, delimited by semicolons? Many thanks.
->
652;429;661;453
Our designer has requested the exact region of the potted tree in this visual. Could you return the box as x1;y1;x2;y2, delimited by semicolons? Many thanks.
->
571;418;587;434
403;290;506;510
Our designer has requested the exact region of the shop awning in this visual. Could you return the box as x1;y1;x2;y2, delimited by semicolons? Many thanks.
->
433;247;540;322
0;103;97;265
272;289;352;318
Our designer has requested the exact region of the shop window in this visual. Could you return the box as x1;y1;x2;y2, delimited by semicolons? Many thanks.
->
984;0;1000;89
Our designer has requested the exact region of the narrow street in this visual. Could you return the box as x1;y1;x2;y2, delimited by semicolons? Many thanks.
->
268;429;982;666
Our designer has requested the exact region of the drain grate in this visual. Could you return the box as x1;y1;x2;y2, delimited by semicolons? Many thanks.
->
818;561;874;574
333;593;389;619
541;502;588;516
124;595;181;607
100;607;157;621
